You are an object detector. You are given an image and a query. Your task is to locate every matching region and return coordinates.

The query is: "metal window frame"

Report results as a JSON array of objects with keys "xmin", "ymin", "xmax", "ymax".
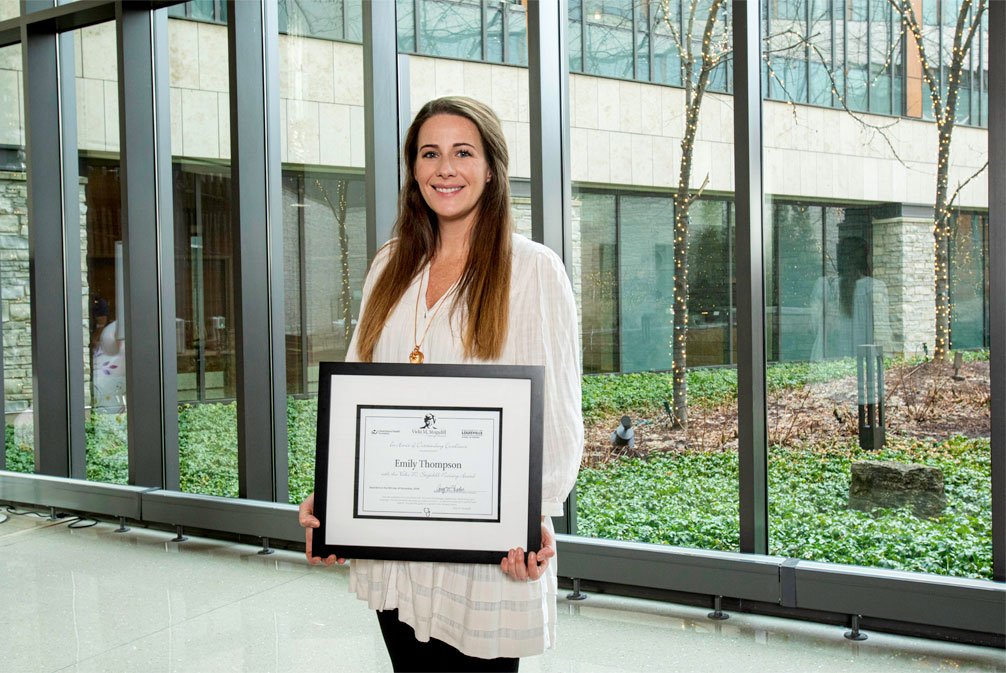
[
  {"xmin": 116, "ymin": 1, "xmax": 179, "ymax": 489},
  {"xmin": 227, "ymin": 0, "xmax": 289, "ymax": 503},
  {"xmin": 21, "ymin": 0, "xmax": 86, "ymax": 479},
  {"xmin": 363, "ymin": 0, "xmax": 401, "ymax": 256},
  {"xmin": 734, "ymin": 0, "xmax": 769, "ymax": 555}
]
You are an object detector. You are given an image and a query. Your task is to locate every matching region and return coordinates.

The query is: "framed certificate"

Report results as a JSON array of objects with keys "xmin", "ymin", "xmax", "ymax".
[{"xmin": 312, "ymin": 362, "xmax": 544, "ymax": 564}]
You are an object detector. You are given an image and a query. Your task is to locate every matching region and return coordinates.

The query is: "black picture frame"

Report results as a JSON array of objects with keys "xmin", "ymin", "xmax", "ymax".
[{"xmin": 312, "ymin": 362, "xmax": 544, "ymax": 564}]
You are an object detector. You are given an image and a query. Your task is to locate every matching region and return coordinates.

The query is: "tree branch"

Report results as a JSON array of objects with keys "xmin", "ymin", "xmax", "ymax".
[{"xmin": 946, "ymin": 161, "xmax": 989, "ymax": 210}]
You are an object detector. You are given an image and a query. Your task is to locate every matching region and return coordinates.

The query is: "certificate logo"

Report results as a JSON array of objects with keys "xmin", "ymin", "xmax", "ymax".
[
  {"xmin": 413, "ymin": 412, "xmax": 447, "ymax": 436},
  {"xmin": 461, "ymin": 429, "xmax": 483, "ymax": 438}
]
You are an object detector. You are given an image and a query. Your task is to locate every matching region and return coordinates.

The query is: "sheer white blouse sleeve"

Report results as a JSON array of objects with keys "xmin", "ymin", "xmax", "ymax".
[{"xmin": 511, "ymin": 238, "xmax": 584, "ymax": 518}]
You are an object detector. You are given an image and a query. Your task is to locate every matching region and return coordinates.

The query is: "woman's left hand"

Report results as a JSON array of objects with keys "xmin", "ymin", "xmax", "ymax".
[{"xmin": 500, "ymin": 524, "xmax": 555, "ymax": 581}]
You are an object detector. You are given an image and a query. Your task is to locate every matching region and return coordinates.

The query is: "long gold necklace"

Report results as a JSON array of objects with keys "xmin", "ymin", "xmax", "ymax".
[{"xmin": 410, "ymin": 266, "xmax": 457, "ymax": 364}]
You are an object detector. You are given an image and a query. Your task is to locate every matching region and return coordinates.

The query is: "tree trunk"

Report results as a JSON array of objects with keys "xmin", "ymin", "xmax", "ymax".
[
  {"xmin": 671, "ymin": 101, "xmax": 700, "ymax": 428},
  {"xmin": 336, "ymin": 180, "xmax": 352, "ymax": 344}
]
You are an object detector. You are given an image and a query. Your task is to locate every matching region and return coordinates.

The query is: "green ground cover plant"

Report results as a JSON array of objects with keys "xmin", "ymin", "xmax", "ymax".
[
  {"xmin": 2, "ymin": 358, "xmax": 991, "ymax": 580},
  {"xmin": 576, "ymin": 436, "xmax": 992, "ymax": 579}
]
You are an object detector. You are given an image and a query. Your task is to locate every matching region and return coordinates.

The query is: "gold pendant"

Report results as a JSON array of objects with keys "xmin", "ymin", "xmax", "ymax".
[{"xmin": 409, "ymin": 346, "xmax": 424, "ymax": 364}]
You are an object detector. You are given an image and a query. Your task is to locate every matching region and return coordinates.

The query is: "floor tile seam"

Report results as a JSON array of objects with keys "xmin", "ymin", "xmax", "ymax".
[
  {"xmin": 47, "ymin": 571, "xmax": 314, "ymax": 673},
  {"xmin": 0, "ymin": 520, "xmax": 74, "ymax": 547}
]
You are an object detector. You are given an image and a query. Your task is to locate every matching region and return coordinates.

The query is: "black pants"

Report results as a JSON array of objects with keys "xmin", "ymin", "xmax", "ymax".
[{"xmin": 376, "ymin": 609, "xmax": 520, "ymax": 673}]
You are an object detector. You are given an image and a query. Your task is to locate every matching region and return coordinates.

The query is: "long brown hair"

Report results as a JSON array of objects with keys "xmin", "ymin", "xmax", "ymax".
[{"xmin": 354, "ymin": 96, "xmax": 513, "ymax": 362}]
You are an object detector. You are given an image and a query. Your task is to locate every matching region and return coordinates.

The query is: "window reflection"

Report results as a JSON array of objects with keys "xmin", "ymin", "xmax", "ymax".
[
  {"xmin": 174, "ymin": 166, "xmax": 236, "ymax": 403},
  {"xmin": 283, "ymin": 171, "xmax": 368, "ymax": 394}
]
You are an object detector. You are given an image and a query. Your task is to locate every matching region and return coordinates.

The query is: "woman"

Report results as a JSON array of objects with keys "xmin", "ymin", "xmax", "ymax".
[{"xmin": 299, "ymin": 96, "xmax": 583, "ymax": 672}]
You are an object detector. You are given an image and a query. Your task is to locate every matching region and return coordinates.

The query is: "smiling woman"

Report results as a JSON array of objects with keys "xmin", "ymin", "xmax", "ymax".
[{"xmin": 298, "ymin": 96, "xmax": 584, "ymax": 671}]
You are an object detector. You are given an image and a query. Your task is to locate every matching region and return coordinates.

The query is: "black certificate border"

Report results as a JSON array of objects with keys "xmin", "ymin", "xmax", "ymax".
[
  {"xmin": 352, "ymin": 404, "xmax": 503, "ymax": 523},
  {"xmin": 312, "ymin": 362, "xmax": 543, "ymax": 565}
]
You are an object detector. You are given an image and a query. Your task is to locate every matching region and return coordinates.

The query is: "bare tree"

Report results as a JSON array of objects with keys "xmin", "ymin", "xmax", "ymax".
[
  {"xmin": 314, "ymin": 179, "xmax": 353, "ymax": 344},
  {"xmin": 658, "ymin": 0, "xmax": 730, "ymax": 428},
  {"xmin": 890, "ymin": 0, "xmax": 988, "ymax": 361}
]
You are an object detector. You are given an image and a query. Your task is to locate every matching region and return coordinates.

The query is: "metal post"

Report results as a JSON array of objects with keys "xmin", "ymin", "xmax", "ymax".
[
  {"xmin": 363, "ymin": 0, "xmax": 401, "ymax": 257},
  {"xmin": 116, "ymin": 1, "xmax": 179, "ymax": 490},
  {"xmin": 844, "ymin": 614, "xmax": 868, "ymax": 641},
  {"xmin": 566, "ymin": 577, "xmax": 587, "ymax": 601},
  {"xmin": 227, "ymin": 0, "xmax": 289, "ymax": 502},
  {"xmin": 856, "ymin": 344, "xmax": 885, "ymax": 451},
  {"xmin": 708, "ymin": 595, "xmax": 730, "ymax": 620},
  {"xmin": 21, "ymin": 0, "xmax": 86, "ymax": 479},
  {"xmin": 733, "ymin": 0, "xmax": 768, "ymax": 555},
  {"xmin": 526, "ymin": 0, "xmax": 571, "ymax": 264}
]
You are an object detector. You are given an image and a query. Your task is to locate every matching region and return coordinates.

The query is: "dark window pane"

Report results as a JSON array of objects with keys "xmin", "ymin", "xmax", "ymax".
[
  {"xmin": 949, "ymin": 211, "xmax": 986, "ymax": 349},
  {"xmin": 619, "ymin": 194, "xmax": 675, "ymax": 373},
  {"xmin": 578, "ymin": 191, "xmax": 619, "ymax": 374}
]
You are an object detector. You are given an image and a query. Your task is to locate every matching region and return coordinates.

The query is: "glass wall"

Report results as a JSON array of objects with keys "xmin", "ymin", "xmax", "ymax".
[
  {"xmin": 763, "ymin": 2, "xmax": 992, "ymax": 579},
  {"xmin": 281, "ymin": 6, "xmax": 370, "ymax": 503},
  {"xmin": 398, "ymin": 0, "xmax": 527, "ymax": 66},
  {"xmin": 571, "ymin": 0, "xmax": 739, "ymax": 553},
  {"xmin": 0, "ymin": 43, "xmax": 32, "ymax": 473},
  {"xmin": 169, "ymin": 8, "xmax": 239, "ymax": 497},
  {"xmin": 74, "ymin": 23, "xmax": 128, "ymax": 485}
]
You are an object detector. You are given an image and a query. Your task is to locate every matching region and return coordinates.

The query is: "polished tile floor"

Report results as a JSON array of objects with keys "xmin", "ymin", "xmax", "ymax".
[{"xmin": 0, "ymin": 508, "xmax": 1003, "ymax": 673}]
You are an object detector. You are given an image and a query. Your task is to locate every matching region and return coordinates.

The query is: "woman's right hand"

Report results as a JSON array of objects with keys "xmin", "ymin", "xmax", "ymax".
[{"xmin": 298, "ymin": 492, "xmax": 345, "ymax": 566}]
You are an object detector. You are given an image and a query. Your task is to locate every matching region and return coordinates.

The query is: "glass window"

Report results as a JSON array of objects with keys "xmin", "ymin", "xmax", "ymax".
[
  {"xmin": 0, "ymin": 43, "xmax": 33, "ymax": 474},
  {"xmin": 283, "ymin": 6, "xmax": 369, "ymax": 504},
  {"xmin": 487, "ymin": 2, "xmax": 504, "ymax": 63},
  {"xmin": 650, "ymin": 0, "xmax": 682, "ymax": 86},
  {"xmin": 868, "ymin": 0, "xmax": 893, "ymax": 115},
  {"xmin": 569, "ymin": 0, "xmax": 738, "ymax": 554},
  {"xmin": 846, "ymin": 0, "xmax": 870, "ymax": 110},
  {"xmin": 584, "ymin": 0, "xmax": 634, "ymax": 78},
  {"xmin": 619, "ymin": 194, "xmax": 675, "ymax": 373},
  {"xmin": 344, "ymin": 0, "xmax": 363, "ymax": 42},
  {"xmin": 807, "ymin": 0, "xmax": 834, "ymax": 106},
  {"xmin": 74, "ymin": 23, "xmax": 128, "ymax": 485},
  {"xmin": 686, "ymin": 199, "xmax": 733, "ymax": 367},
  {"xmin": 280, "ymin": 0, "xmax": 345, "ymax": 41},
  {"xmin": 397, "ymin": 0, "xmax": 416, "ymax": 52},
  {"xmin": 170, "ymin": 0, "xmax": 226, "ymax": 24},
  {"xmin": 506, "ymin": 1, "xmax": 528, "ymax": 66},
  {"xmin": 577, "ymin": 191, "xmax": 619, "ymax": 374},
  {"xmin": 949, "ymin": 211, "xmax": 986, "ymax": 350},
  {"xmin": 169, "ymin": 14, "xmax": 238, "ymax": 497},
  {"xmin": 416, "ymin": 0, "xmax": 483, "ymax": 60},
  {"xmin": 764, "ymin": 7, "xmax": 992, "ymax": 579}
]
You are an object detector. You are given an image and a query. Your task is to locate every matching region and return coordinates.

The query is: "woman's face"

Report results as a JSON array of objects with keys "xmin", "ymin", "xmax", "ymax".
[{"xmin": 413, "ymin": 113, "xmax": 491, "ymax": 230}]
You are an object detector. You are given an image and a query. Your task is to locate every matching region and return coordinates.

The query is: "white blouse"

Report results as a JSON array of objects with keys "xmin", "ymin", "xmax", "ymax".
[{"xmin": 345, "ymin": 233, "xmax": 584, "ymax": 659}]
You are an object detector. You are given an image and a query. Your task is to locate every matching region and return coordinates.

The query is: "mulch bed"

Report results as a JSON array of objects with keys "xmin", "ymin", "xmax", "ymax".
[{"xmin": 583, "ymin": 361, "xmax": 990, "ymax": 469}]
